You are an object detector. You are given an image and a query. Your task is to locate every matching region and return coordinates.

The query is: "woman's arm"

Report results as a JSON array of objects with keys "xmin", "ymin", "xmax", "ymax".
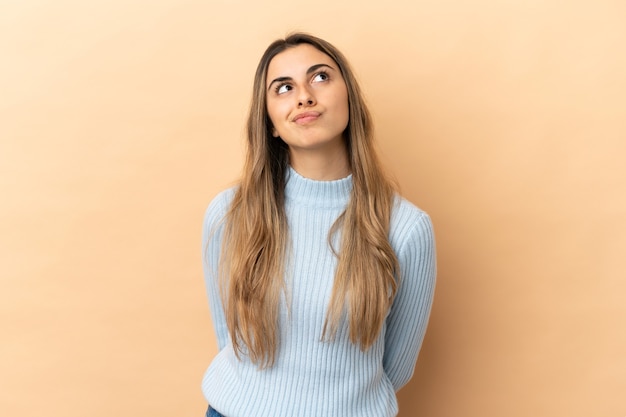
[
  {"xmin": 383, "ymin": 211, "xmax": 437, "ymax": 391},
  {"xmin": 201, "ymin": 189, "xmax": 235, "ymax": 351}
]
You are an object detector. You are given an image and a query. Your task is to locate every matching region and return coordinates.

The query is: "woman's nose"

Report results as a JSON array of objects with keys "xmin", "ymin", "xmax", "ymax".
[{"xmin": 297, "ymin": 88, "xmax": 316, "ymax": 107}]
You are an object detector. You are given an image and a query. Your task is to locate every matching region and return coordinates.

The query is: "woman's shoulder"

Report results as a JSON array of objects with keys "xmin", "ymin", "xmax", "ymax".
[
  {"xmin": 392, "ymin": 194, "xmax": 430, "ymax": 223},
  {"xmin": 203, "ymin": 186, "xmax": 238, "ymax": 228},
  {"xmin": 207, "ymin": 186, "xmax": 238, "ymax": 210},
  {"xmin": 389, "ymin": 194, "xmax": 434, "ymax": 251}
]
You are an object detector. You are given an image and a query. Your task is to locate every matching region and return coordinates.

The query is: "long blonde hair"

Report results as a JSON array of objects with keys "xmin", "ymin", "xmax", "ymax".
[{"xmin": 219, "ymin": 33, "xmax": 398, "ymax": 368}]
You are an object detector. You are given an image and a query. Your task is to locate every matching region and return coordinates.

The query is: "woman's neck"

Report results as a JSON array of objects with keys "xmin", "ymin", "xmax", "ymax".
[{"xmin": 288, "ymin": 142, "xmax": 350, "ymax": 181}]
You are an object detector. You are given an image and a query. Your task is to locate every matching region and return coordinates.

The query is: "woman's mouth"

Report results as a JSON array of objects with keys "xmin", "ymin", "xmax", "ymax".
[{"xmin": 293, "ymin": 111, "xmax": 321, "ymax": 125}]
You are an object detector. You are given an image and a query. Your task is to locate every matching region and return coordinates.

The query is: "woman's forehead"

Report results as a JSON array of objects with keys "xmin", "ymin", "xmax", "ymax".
[{"xmin": 266, "ymin": 44, "xmax": 336, "ymax": 82}]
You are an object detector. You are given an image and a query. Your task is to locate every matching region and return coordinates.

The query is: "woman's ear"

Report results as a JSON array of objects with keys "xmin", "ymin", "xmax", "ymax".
[{"xmin": 272, "ymin": 128, "xmax": 279, "ymax": 138}]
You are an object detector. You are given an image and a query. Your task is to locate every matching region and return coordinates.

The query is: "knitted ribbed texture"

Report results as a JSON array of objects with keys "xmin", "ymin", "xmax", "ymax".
[{"xmin": 201, "ymin": 167, "xmax": 436, "ymax": 417}]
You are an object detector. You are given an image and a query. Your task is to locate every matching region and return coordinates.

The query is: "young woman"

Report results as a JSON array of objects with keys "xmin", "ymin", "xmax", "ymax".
[{"xmin": 202, "ymin": 33, "xmax": 436, "ymax": 417}]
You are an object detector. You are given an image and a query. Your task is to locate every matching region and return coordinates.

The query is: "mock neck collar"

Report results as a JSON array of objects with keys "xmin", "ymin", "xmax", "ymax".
[{"xmin": 284, "ymin": 166, "xmax": 352, "ymax": 208}]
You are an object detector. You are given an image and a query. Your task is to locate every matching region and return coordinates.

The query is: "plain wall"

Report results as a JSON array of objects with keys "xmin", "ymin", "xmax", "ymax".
[{"xmin": 1, "ymin": 0, "xmax": 624, "ymax": 416}]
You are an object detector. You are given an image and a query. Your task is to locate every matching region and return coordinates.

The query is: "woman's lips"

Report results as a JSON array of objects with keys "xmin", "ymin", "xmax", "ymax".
[{"xmin": 293, "ymin": 111, "xmax": 320, "ymax": 125}]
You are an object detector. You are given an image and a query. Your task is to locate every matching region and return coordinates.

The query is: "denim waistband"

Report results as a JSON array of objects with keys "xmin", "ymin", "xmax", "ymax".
[{"xmin": 206, "ymin": 405, "xmax": 225, "ymax": 417}]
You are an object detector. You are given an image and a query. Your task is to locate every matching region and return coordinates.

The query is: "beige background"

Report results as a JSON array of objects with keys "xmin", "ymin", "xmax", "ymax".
[{"xmin": 1, "ymin": 0, "xmax": 625, "ymax": 416}]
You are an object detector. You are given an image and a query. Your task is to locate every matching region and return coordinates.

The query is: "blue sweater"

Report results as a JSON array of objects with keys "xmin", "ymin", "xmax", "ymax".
[{"xmin": 201, "ymin": 167, "xmax": 436, "ymax": 417}]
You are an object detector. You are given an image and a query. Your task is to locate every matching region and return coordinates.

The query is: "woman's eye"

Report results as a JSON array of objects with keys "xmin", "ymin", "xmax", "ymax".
[
  {"xmin": 276, "ymin": 84, "xmax": 292, "ymax": 94},
  {"xmin": 312, "ymin": 72, "xmax": 329, "ymax": 83}
]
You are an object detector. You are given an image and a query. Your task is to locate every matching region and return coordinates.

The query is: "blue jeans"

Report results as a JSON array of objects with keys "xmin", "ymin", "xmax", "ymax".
[{"xmin": 206, "ymin": 406, "xmax": 225, "ymax": 417}]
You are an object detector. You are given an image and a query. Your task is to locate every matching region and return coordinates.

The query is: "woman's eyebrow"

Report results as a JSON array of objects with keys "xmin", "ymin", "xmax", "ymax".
[
  {"xmin": 267, "ymin": 63, "xmax": 335, "ymax": 91},
  {"xmin": 306, "ymin": 63, "xmax": 334, "ymax": 75},
  {"xmin": 267, "ymin": 76, "xmax": 292, "ymax": 91}
]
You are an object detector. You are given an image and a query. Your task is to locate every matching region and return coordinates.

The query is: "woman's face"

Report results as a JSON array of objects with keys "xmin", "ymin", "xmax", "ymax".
[{"xmin": 265, "ymin": 44, "xmax": 349, "ymax": 154}]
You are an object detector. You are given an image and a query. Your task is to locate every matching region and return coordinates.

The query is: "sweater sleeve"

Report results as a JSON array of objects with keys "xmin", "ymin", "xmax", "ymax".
[
  {"xmin": 383, "ymin": 211, "xmax": 437, "ymax": 391},
  {"xmin": 201, "ymin": 189, "xmax": 234, "ymax": 351}
]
